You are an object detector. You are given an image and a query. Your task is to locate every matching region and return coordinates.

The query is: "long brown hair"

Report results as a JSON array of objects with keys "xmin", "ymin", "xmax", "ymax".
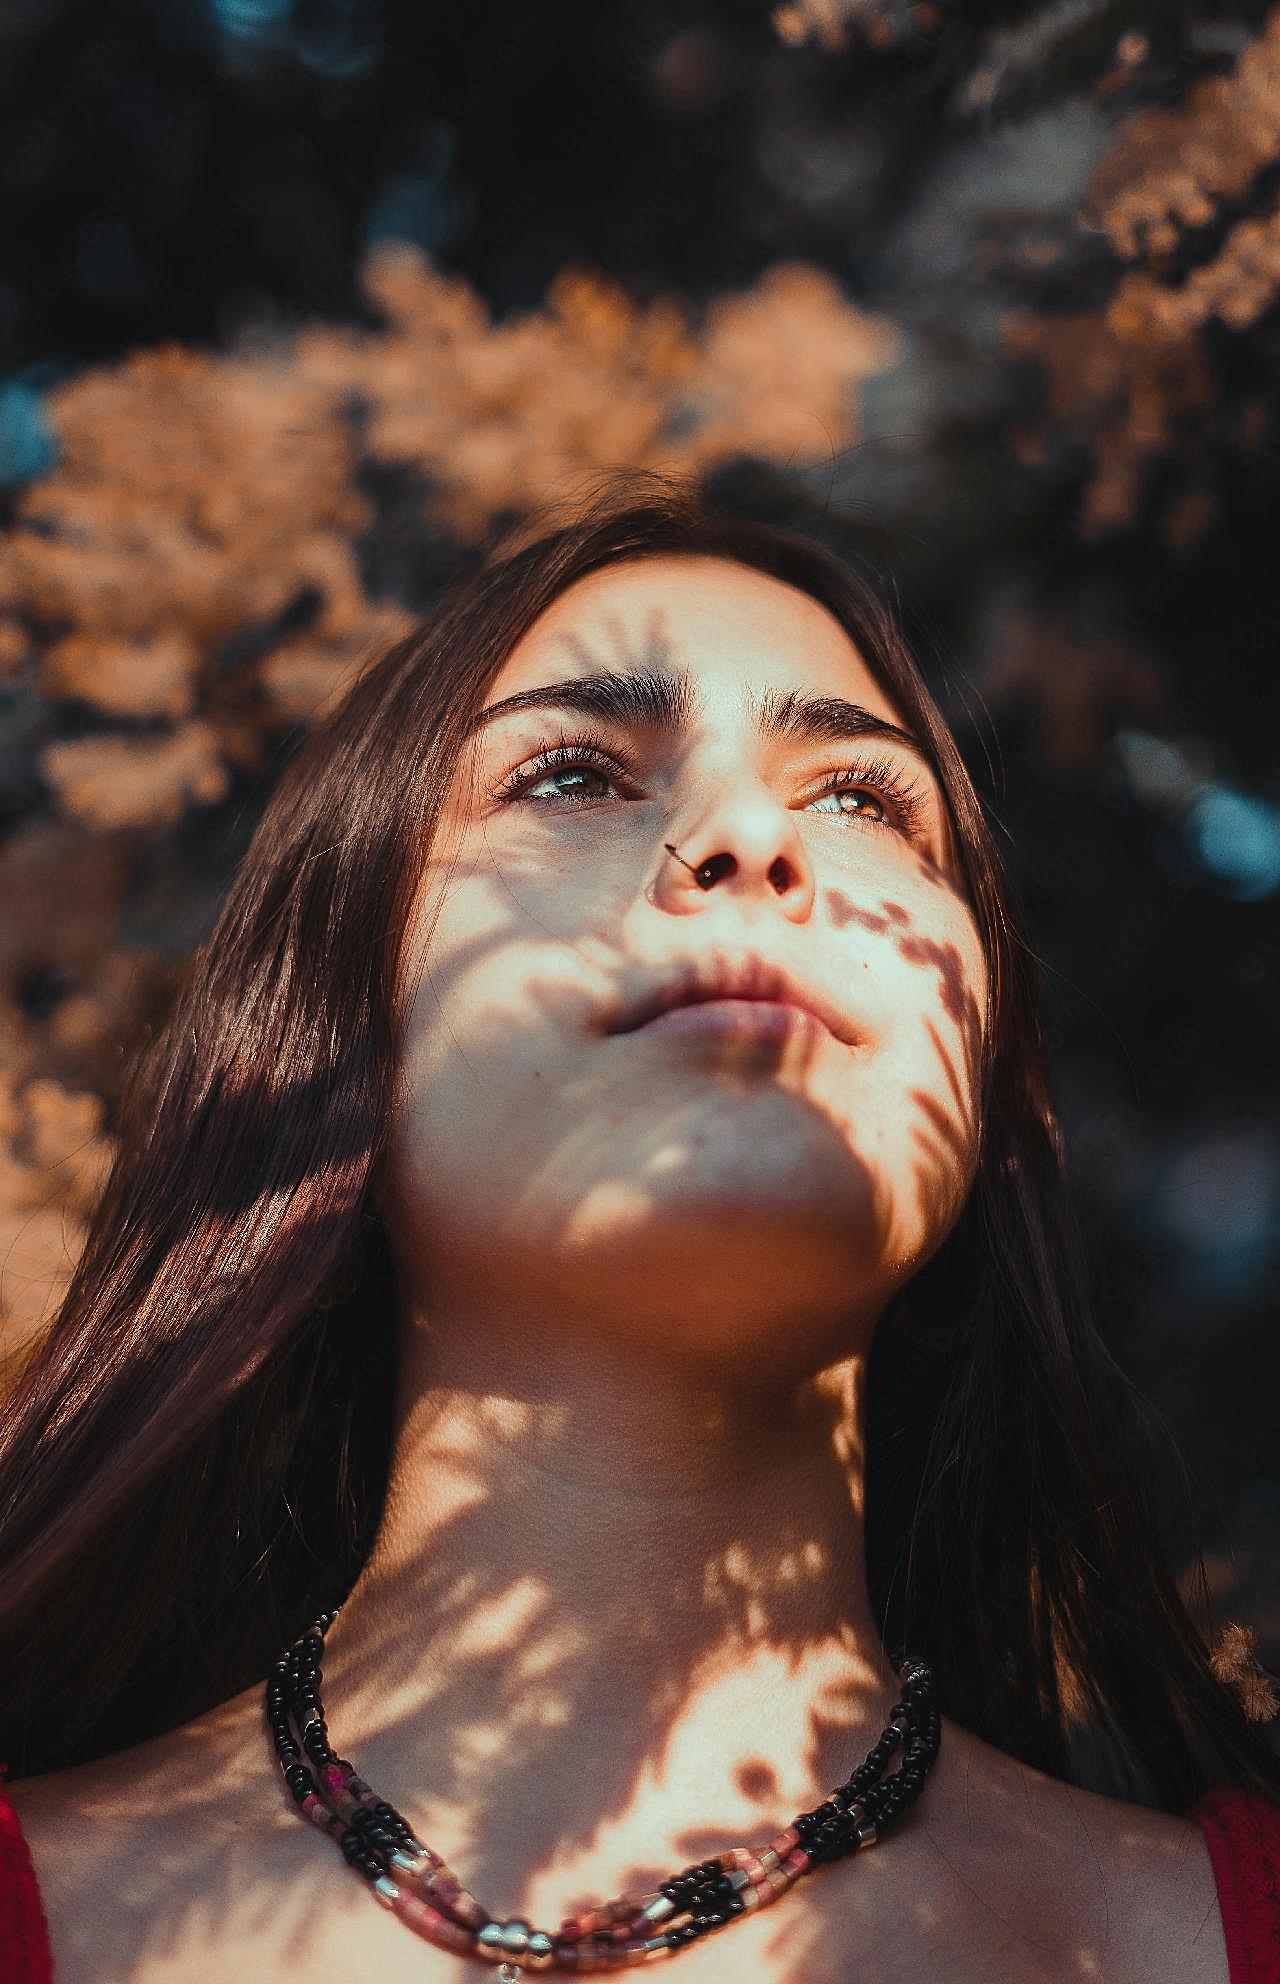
[{"xmin": 2, "ymin": 476, "xmax": 1277, "ymax": 1808}]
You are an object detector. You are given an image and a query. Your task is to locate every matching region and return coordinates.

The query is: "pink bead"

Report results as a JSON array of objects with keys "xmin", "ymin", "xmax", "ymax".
[
  {"xmin": 782, "ymin": 1848, "xmax": 810, "ymax": 1875},
  {"xmin": 451, "ymin": 1890, "xmax": 487, "ymax": 1931},
  {"xmin": 320, "ymin": 1764, "xmax": 347, "ymax": 1797},
  {"xmin": 770, "ymin": 1826, "xmax": 800, "ymax": 1855},
  {"xmin": 299, "ymin": 1793, "xmax": 334, "ymax": 1828},
  {"xmin": 392, "ymin": 1893, "xmax": 441, "ymax": 1937},
  {"xmin": 432, "ymin": 1917, "xmax": 475, "ymax": 1955}
]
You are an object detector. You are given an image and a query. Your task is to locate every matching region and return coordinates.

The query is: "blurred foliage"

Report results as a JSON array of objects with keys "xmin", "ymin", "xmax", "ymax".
[{"xmin": 1, "ymin": 0, "xmax": 1278, "ymax": 1671}]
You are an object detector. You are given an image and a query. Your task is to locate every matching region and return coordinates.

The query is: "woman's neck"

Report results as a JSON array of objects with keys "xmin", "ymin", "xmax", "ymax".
[{"xmin": 314, "ymin": 1300, "xmax": 913, "ymax": 1920}]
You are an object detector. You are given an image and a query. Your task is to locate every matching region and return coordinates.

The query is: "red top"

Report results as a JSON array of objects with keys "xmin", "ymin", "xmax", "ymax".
[{"xmin": 0, "ymin": 1771, "xmax": 1276, "ymax": 1979}]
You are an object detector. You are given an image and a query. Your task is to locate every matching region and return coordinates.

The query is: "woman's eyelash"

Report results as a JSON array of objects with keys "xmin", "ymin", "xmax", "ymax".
[
  {"xmin": 823, "ymin": 753, "xmax": 932, "ymax": 838},
  {"xmin": 492, "ymin": 731, "xmax": 932, "ymax": 840},
  {"xmin": 492, "ymin": 735, "xmax": 642, "ymax": 808}
]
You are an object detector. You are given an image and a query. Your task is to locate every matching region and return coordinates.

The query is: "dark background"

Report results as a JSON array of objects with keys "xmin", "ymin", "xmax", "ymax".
[{"xmin": 1, "ymin": 0, "xmax": 1278, "ymax": 1677}]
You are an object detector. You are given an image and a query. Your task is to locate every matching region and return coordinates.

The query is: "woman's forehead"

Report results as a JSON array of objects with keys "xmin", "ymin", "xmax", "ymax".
[{"xmin": 487, "ymin": 553, "xmax": 896, "ymax": 716}]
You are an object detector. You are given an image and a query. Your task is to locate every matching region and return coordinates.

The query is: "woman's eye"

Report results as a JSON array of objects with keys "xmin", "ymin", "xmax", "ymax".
[
  {"xmin": 809, "ymin": 758, "xmax": 932, "ymax": 840},
  {"xmin": 808, "ymin": 784, "xmax": 891, "ymax": 829},
  {"xmin": 498, "ymin": 747, "xmax": 629, "ymax": 806},
  {"xmin": 525, "ymin": 764, "xmax": 615, "ymax": 803}
]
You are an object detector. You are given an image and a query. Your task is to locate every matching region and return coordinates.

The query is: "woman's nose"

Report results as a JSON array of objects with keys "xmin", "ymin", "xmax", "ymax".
[{"xmin": 651, "ymin": 790, "xmax": 816, "ymax": 920}]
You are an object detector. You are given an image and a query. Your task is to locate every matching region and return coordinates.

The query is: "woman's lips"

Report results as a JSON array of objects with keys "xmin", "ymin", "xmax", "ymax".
[
  {"xmin": 634, "ymin": 997, "xmax": 834, "ymax": 1043},
  {"xmin": 613, "ymin": 954, "xmax": 859, "ymax": 1046}
]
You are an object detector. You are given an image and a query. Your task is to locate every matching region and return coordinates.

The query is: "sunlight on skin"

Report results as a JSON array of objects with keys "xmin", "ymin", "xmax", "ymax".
[{"xmin": 501, "ymin": 1638, "xmax": 898, "ymax": 1932}]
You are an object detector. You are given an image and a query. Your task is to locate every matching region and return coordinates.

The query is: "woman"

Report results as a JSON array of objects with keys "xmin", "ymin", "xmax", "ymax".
[{"xmin": 0, "ymin": 482, "xmax": 1276, "ymax": 1983}]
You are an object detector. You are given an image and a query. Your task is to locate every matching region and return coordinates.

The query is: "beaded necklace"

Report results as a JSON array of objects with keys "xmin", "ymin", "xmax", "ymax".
[{"xmin": 267, "ymin": 1607, "xmax": 942, "ymax": 1977}]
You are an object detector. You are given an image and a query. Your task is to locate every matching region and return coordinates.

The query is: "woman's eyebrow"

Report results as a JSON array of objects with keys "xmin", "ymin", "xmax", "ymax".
[{"xmin": 468, "ymin": 666, "xmax": 934, "ymax": 768}]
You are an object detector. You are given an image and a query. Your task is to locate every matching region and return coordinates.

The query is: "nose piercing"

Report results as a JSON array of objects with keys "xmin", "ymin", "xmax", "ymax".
[{"xmin": 664, "ymin": 842, "xmax": 724, "ymax": 890}]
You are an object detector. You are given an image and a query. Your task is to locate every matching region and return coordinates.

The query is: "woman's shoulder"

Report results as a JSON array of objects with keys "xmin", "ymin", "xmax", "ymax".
[
  {"xmin": 995, "ymin": 1749, "xmax": 1280, "ymax": 1984},
  {"xmin": 3, "ymin": 1752, "xmax": 131, "ymax": 1984},
  {"xmin": 918, "ymin": 1723, "xmax": 1235, "ymax": 1984},
  {"xmin": 0, "ymin": 1685, "xmax": 322, "ymax": 1984},
  {"xmin": 3, "ymin": 1735, "xmax": 206, "ymax": 1984}
]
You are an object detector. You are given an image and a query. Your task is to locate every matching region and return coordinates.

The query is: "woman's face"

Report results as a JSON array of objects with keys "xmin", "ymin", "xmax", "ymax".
[{"xmin": 383, "ymin": 554, "xmax": 988, "ymax": 1377}]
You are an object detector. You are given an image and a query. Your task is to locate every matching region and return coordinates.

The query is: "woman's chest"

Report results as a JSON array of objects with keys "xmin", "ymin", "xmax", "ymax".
[
  {"xmin": 27, "ymin": 1756, "xmax": 1230, "ymax": 1984},
  {"xmin": 41, "ymin": 1830, "xmax": 1231, "ymax": 1984}
]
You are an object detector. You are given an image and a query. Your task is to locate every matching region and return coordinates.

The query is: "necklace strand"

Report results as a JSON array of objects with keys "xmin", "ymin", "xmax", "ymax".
[{"xmin": 267, "ymin": 1607, "xmax": 941, "ymax": 1976}]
